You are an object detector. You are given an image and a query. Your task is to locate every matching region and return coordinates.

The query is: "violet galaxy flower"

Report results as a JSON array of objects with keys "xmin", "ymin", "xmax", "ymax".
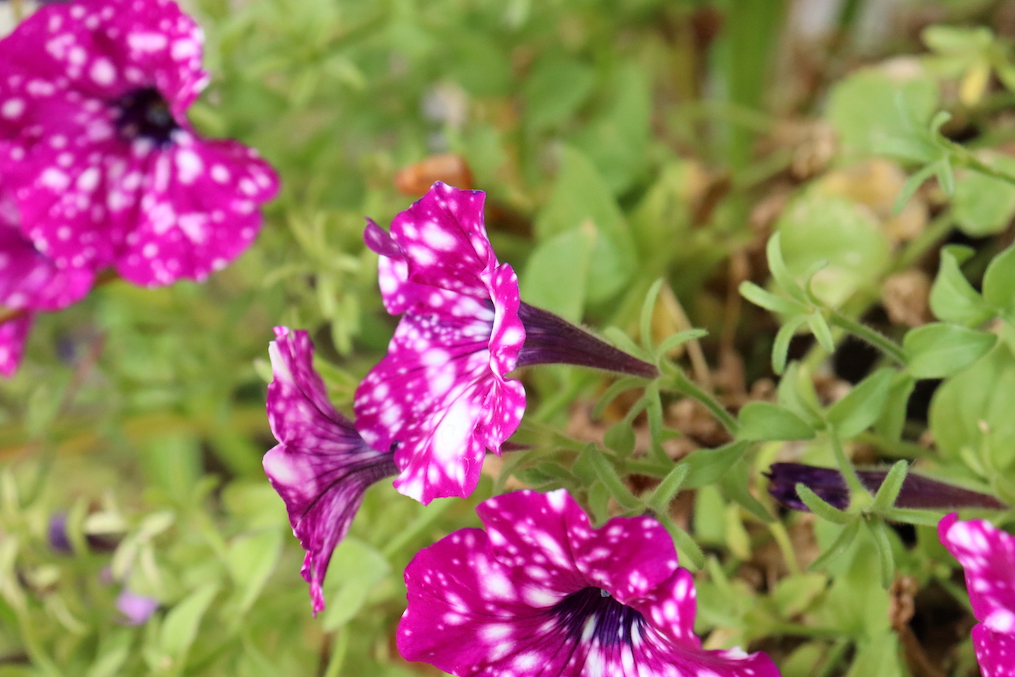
[
  {"xmin": 765, "ymin": 462, "xmax": 1006, "ymax": 512},
  {"xmin": 356, "ymin": 182, "xmax": 657, "ymax": 505},
  {"xmin": 0, "ymin": 0, "xmax": 278, "ymax": 287},
  {"xmin": 0, "ymin": 188, "xmax": 93, "ymax": 375},
  {"xmin": 939, "ymin": 514, "xmax": 1015, "ymax": 677},
  {"xmin": 263, "ymin": 326, "xmax": 398, "ymax": 614},
  {"xmin": 398, "ymin": 489, "xmax": 780, "ymax": 677}
]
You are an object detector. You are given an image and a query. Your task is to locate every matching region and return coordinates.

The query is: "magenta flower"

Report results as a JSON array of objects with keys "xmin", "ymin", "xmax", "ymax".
[
  {"xmin": 0, "ymin": 190, "xmax": 94, "ymax": 375},
  {"xmin": 263, "ymin": 327, "xmax": 398, "ymax": 614},
  {"xmin": 356, "ymin": 182, "xmax": 656, "ymax": 505},
  {"xmin": 398, "ymin": 489, "xmax": 779, "ymax": 677},
  {"xmin": 939, "ymin": 514, "xmax": 1015, "ymax": 676},
  {"xmin": 0, "ymin": 0, "xmax": 277, "ymax": 287}
]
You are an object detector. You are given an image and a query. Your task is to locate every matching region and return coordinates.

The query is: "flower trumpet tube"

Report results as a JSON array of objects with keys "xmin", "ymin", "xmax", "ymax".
[{"xmin": 765, "ymin": 462, "xmax": 1006, "ymax": 512}]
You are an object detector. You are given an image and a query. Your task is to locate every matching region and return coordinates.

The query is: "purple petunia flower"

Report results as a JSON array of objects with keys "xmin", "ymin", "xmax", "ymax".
[
  {"xmin": 398, "ymin": 489, "xmax": 780, "ymax": 677},
  {"xmin": 0, "ymin": 0, "xmax": 277, "ymax": 287},
  {"xmin": 766, "ymin": 462, "xmax": 1006, "ymax": 512},
  {"xmin": 356, "ymin": 182, "xmax": 656, "ymax": 505},
  {"xmin": 263, "ymin": 326, "xmax": 398, "ymax": 615},
  {"xmin": 939, "ymin": 514, "xmax": 1015, "ymax": 677},
  {"xmin": 0, "ymin": 188, "xmax": 93, "ymax": 375}
]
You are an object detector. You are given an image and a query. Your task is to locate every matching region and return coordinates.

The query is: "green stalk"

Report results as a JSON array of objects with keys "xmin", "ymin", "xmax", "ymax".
[
  {"xmin": 827, "ymin": 310, "xmax": 907, "ymax": 365},
  {"xmin": 669, "ymin": 371, "xmax": 739, "ymax": 434}
]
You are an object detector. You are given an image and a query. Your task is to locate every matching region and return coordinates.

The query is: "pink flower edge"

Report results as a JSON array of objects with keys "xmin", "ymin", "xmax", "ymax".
[
  {"xmin": 939, "ymin": 513, "xmax": 1015, "ymax": 676},
  {"xmin": 263, "ymin": 327, "xmax": 396, "ymax": 614}
]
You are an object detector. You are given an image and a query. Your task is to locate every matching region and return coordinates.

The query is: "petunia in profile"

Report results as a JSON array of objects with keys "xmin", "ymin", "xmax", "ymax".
[
  {"xmin": 0, "ymin": 0, "xmax": 277, "ymax": 288},
  {"xmin": 356, "ymin": 182, "xmax": 656, "ymax": 505},
  {"xmin": 398, "ymin": 489, "xmax": 780, "ymax": 677},
  {"xmin": 263, "ymin": 327, "xmax": 398, "ymax": 614},
  {"xmin": 939, "ymin": 514, "xmax": 1015, "ymax": 677}
]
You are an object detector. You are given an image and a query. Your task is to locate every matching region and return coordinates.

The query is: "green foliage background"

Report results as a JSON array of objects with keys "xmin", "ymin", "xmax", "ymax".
[{"xmin": 4, "ymin": 0, "xmax": 1015, "ymax": 675}]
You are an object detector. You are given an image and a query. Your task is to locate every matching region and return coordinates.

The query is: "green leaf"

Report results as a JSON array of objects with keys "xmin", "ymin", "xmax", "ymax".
[
  {"xmin": 771, "ymin": 573, "xmax": 828, "ymax": 618},
  {"xmin": 523, "ymin": 56, "xmax": 597, "ymax": 132},
  {"xmin": 603, "ymin": 421, "xmax": 636, "ymax": 457},
  {"xmin": 656, "ymin": 329, "xmax": 709, "ymax": 357},
  {"xmin": 930, "ymin": 343, "xmax": 1015, "ymax": 469},
  {"xmin": 682, "ymin": 441, "xmax": 751, "ymax": 489},
  {"xmin": 520, "ymin": 224, "xmax": 596, "ymax": 322},
  {"xmin": 871, "ymin": 461, "xmax": 909, "ymax": 513},
  {"xmin": 772, "ymin": 315, "xmax": 811, "ymax": 376},
  {"xmin": 646, "ymin": 463, "xmax": 690, "ymax": 514},
  {"xmin": 776, "ymin": 362, "xmax": 824, "ymax": 426},
  {"xmin": 227, "ymin": 529, "xmax": 283, "ymax": 613},
  {"xmin": 160, "ymin": 583, "xmax": 219, "ymax": 664},
  {"xmin": 720, "ymin": 464, "xmax": 773, "ymax": 523},
  {"xmin": 807, "ymin": 312, "xmax": 836, "ymax": 353},
  {"xmin": 808, "ymin": 519, "xmax": 862, "ymax": 572},
  {"xmin": 640, "ymin": 278, "xmax": 665, "ymax": 352},
  {"xmin": 826, "ymin": 369, "xmax": 896, "ymax": 438},
  {"xmin": 874, "ymin": 373, "xmax": 916, "ymax": 442},
  {"xmin": 903, "ymin": 323, "xmax": 996, "ymax": 378},
  {"xmin": 321, "ymin": 538, "xmax": 391, "ymax": 630},
  {"xmin": 739, "ymin": 281, "xmax": 804, "ymax": 315},
  {"xmin": 535, "ymin": 147, "xmax": 637, "ymax": 303},
  {"xmin": 796, "ymin": 485, "xmax": 853, "ymax": 524},
  {"xmin": 656, "ymin": 512, "xmax": 705, "ymax": 570},
  {"xmin": 847, "ymin": 633, "xmax": 904, "ymax": 677},
  {"xmin": 930, "ymin": 245, "xmax": 993, "ymax": 326},
  {"xmin": 86, "ymin": 629, "xmax": 133, "ymax": 677},
  {"xmin": 866, "ymin": 520, "xmax": 896, "ymax": 589},
  {"xmin": 827, "ymin": 68, "xmax": 938, "ymax": 157},
  {"xmin": 766, "ymin": 233, "xmax": 807, "ymax": 303},
  {"xmin": 585, "ymin": 446, "xmax": 641, "ymax": 510},
  {"xmin": 737, "ymin": 402, "xmax": 815, "ymax": 442},
  {"xmin": 777, "ymin": 192, "xmax": 891, "ymax": 307},
  {"xmin": 569, "ymin": 62, "xmax": 651, "ymax": 194},
  {"xmin": 983, "ymin": 243, "xmax": 1015, "ymax": 316},
  {"xmin": 953, "ymin": 155, "xmax": 1015, "ymax": 237}
]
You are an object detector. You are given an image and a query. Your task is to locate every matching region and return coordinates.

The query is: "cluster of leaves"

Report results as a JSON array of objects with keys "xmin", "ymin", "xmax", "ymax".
[{"xmin": 5, "ymin": 0, "xmax": 1015, "ymax": 675}]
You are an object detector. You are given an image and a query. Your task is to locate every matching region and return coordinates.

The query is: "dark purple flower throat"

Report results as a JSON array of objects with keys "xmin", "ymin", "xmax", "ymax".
[
  {"xmin": 551, "ymin": 586, "xmax": 646, "ymax": 646},
  {"xmin": 115, "ymin": 87, "xmax": 179, "ymax": 147}
]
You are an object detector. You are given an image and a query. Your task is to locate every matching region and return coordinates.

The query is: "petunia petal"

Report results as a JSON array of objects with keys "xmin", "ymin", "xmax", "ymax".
[
  {"xmin": 389, "ymin": 181, "xmax": 493, "ymax": 298},
  {"xmin": 398, "ymin": 490, "xmax": 781, "ymax": 677},
  {"xmin": 263, "ymin": 326, "xmax": 397, "ymax": 614},
  {"xmin": 972, "ymin": 623, "xmax": 1015, "ymax": 677},
  {"xmin": 0, "ymin": 313, "xmax": 32, "ymax": 376},
  {"xmin": 939, "ymin": 513, "xmax": 1015, "ymax": 625}
]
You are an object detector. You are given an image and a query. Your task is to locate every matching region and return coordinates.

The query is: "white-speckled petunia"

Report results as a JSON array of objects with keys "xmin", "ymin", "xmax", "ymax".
[
  {"xmin": 355, "ymin": 182, "xmax": 527, "ymax": 505},
  {"xmin": 939, "ymin": 513, "xmax": 1015, "ymax": 677},
  {"xmin": 264, "ymin": 327, "xmax": 398, "ymax": 615},
  {"xmin": 356, "ymin": 182, "xmax": 656, "ymax": 505},
  {"xmin": 0, "ymin": 0, "xmax": 277, "ymax": 287},
  {"xmin": 398, "ymin": 489, "xmax": 781, "ymax": 677}
]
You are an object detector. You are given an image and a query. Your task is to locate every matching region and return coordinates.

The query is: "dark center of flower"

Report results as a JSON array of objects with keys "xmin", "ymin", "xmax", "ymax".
[
  {"xmin": 114, "ymin": 87, "xmax": 180, "ymax": 147},
  {"xmin": 550, "ymin": 587, "xmax": 645, "ymax": 647}
]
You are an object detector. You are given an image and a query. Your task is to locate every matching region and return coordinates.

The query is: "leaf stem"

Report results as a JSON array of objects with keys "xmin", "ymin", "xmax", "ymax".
[
  {"xmin": 669, "ymin": 370, "xmax": 740, "ymax": 434},
  {"xmin": 829, "ymin": 427, "xmax": 867, "ymax": 500},
  {"xmin": 827, "ymin": 310, "xmax": 906, "ymax": 365}
]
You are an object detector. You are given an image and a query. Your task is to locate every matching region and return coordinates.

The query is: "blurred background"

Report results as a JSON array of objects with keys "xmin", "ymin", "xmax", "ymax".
[{"xmin": 2, "ymin": 0, "xmax": 1015, "ymax": 674}]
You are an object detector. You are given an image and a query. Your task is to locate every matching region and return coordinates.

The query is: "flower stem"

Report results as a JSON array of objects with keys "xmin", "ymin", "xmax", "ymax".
[
  {"xmin": 827, "ymin": 310, "xmax": 906, "ymax": 365},
  {"xmin": 828, "ymin": 427, "xmax": 866, "ymax": 501},
  {"xmin": 669, "ymin": 370, "xmax": 740, "ymax": 434}
]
